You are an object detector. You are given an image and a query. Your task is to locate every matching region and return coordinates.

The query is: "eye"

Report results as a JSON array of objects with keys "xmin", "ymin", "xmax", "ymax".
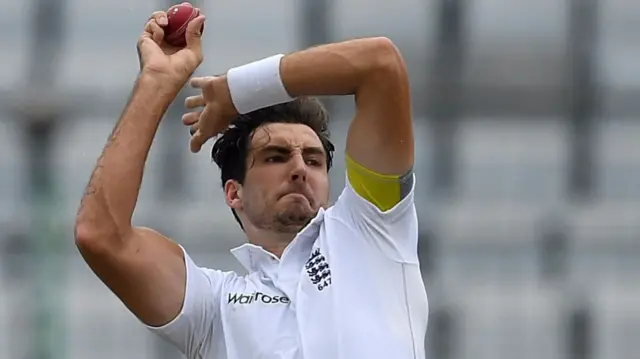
[
  {"xmin": 305, "ymin": 158, "xmax": 322, "ymax": 167},
  {"xmin": 266, "ymin": 155, "xmax": 285, "ymax": 163}
]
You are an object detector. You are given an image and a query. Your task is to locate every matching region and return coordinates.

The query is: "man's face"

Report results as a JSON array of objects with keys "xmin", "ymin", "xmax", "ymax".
[{"xmin": 228, "ymin": 123, "xmax": 330, "ymax": 233}]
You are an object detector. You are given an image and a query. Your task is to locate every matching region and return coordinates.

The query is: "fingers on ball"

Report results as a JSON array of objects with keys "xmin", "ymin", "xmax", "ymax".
[
  {"xmin": 144, "ymin": 20, "xmax": 165, "ymax": 43},
  {"xmin": 187, "ymin": 14, "xmax": 206, "ymax": 36},
  {"xmin": 149, "ymin": 11, "xmax": 168, "ymax": 26}
]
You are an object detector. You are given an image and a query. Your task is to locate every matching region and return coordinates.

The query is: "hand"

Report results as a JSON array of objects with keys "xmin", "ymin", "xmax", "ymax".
[
  {"xmin": 182, "ymin": 76, "xmax": 239, "ymax": 153},
  {"xmin": 137, "ymin": 9, "xmax": 206, "ymax": 87}
]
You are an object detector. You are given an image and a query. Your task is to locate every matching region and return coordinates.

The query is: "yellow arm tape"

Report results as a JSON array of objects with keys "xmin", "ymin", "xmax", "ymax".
[{"xmin": 345, "ymin": 155, "xmax": 412, "ymax": 212}]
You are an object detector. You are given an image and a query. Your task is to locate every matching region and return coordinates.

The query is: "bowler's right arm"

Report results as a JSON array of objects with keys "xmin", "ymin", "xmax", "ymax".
[
  {"xmin": 74, "ymin": 12, "xmax": 220, "ymax": 357},
  {"xmin": 74, "ymin": 73, "xmax": 187, "ymax": 327}
]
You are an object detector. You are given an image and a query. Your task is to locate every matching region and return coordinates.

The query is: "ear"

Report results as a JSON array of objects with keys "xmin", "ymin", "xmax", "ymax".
[{"xmin": 224, "ymin": 180, "xmax": 243, "ymax": 211}]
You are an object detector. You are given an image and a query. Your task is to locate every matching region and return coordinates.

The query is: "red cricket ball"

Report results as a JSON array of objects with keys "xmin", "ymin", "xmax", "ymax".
[{"xmin": 164, "ymin": 2, "xmax": 203, "ymax": 47}]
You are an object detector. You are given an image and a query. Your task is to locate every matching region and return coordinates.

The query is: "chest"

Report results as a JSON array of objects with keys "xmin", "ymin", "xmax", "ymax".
[
  {"xmin": 216, "ymin": 223, "xmax": 423, "ymax": 359},
  {"xmin": 219, "ymin": 244, "xmax": 336, "ymax": 359},
  {"xmin": 222, "ymin": 287, "xmax": 298, "ymax": 351}
]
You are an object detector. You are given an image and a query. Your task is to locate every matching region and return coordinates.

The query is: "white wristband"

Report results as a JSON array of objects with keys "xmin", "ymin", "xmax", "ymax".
[{"xmin": 226, "ymin": 54, "xmax": 294, "ymax": 114}]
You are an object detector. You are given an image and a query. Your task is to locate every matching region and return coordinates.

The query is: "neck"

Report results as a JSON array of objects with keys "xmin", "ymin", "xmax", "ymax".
[{"xmin": 245, "ymin": 227, "xmax": 297, "ymax": 258}]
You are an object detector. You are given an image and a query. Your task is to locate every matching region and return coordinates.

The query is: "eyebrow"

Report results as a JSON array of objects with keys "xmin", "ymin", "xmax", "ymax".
[{"xmin": 258, "ymin": 145, "xmax": 326, "ymax": 156}]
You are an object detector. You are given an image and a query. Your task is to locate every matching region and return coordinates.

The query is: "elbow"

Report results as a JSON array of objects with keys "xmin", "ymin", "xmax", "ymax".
[
  {"xmin": 74, "ymin": 218, "xmax": 124, "ymax": 255},
  {"xmin": 74, "ymin": 221, "xmax": 103, "ymax": 253},
  {"xmin": 355, "ymin": 37, "xmax": 407, "ymax": 87},
  {"xmin": 364, "ymin": 37, "xmax": 406, "ymax": 77}
]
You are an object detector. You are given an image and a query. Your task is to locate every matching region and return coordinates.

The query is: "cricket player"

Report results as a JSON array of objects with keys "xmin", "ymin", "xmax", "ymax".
[{"xmin": 75, "ymin": 7, "xmax": 428, "ymax": 359}]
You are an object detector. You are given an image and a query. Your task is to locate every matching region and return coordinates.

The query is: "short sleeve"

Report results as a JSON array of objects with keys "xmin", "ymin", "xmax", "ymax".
[
  {"xmin": 146, "ymin": 246, "xmax": 226, "ymax": 358},
  {"xmin": 329, "ymin": 173, "xmax": 419, "ymax": 264}
]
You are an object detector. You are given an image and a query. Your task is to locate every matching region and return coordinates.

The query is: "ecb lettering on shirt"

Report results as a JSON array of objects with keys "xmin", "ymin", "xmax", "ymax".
[{"xmin": 227, "ymin": 292, "xmax": 290, "ymax": 305}]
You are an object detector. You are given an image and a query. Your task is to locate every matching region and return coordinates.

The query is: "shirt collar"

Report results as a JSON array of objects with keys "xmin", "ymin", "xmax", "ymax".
[{"xmin": 231, "ymin": 208, "xmax": 326, "ymax": 273}]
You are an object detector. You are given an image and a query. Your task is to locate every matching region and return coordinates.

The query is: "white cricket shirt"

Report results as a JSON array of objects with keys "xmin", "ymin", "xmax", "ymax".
[{"xmin": 148, "ymin": 176, "xmax": 428, "ymax": 359}]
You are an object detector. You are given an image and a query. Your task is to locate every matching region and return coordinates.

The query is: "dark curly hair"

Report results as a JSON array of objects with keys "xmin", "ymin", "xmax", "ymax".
[{"xmin": 211, "ymin": 97, "xmax": 335, "ymax": 229}]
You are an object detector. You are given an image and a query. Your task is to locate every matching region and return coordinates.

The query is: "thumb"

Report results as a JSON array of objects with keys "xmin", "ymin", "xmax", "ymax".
[{"xmin": 185, "ymin": 14, "xmax": 206, "ymax": 50}]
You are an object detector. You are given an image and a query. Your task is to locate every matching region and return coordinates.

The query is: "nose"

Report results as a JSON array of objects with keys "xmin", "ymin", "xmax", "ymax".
[{"xmin": 289, "ymin": 154, "xmax": 307, "ymax": 183}]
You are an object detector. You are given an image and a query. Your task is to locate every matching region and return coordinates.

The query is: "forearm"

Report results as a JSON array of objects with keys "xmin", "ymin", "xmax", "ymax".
[
  {"xmin": 215, "ymin": 37, "xmax": 406, "ymax": 118},
  {"xmin": 75, "ymin": 73, "xmax": 180, "ymax": 242},
  {"xmin": 279, "ymin": 37, "xmax": 404, "ymax": 97}
]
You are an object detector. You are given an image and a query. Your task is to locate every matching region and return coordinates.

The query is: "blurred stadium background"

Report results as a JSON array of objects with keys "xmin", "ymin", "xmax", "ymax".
[{"xmin": 0, "ymin": 0, "xmax": 639, "ymax": 358}]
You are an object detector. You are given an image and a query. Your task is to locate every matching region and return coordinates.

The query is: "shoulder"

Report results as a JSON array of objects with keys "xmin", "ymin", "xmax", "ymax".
[{"xmin": 321, "ymin": 174, "xmax": 418, "ymax": 264}]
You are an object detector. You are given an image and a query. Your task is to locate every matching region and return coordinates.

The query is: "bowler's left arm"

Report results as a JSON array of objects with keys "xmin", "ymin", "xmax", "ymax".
[{"xmin": 278, "ymin": 37, "xmax": 416, "ymax": 262}]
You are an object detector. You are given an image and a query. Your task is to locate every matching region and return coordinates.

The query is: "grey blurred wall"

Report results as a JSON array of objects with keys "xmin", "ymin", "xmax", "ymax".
[{"xmin": 0, "ymin": 0, "xmax": 638, "ymax": 358}]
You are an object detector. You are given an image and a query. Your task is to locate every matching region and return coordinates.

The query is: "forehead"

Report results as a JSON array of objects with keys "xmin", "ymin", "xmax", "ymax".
[{"xmin": 250, "ymin": 123, "xmax": 323, "ymax": 150}]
